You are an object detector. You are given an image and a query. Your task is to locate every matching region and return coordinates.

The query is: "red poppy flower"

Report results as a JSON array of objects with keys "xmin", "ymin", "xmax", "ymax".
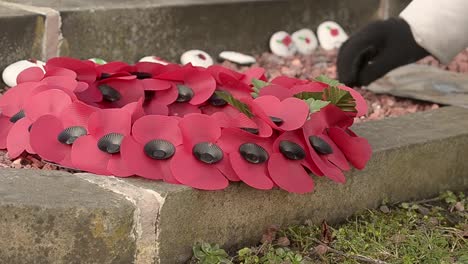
[
  {"xmin": 169, "ymin": 114, "xmax": 238, "ymax": 190},
  {"xmin": 6, "ymin": 89, "xmax": 74, "ymax": 159},
  {"xmin": 120, "ymin": 115, "xmax": 182, "ymax": 183},
  {"xmin": 78, "ymin": 75, "xmax": 144, "ymax": 108},
  {"xmin": 301, "ymin": 104, "xmax": 355, "ymax": 183},
  {"xmin": 245, "ymin": 95, "xmax": 310, "ymax": 131},
  {"xmin": 29, "ymin": 101, "xmax": 98, "ymax": 167},
  {"xmin": 46, "ymin": 57, "xmax": 97, "ymax": 83},
  {"xmin": 268, "ymin": 130, "xmax": 320, "ymax": 193},
  {"xmin": 217, "ymin": 128, "xmax": 275, "ymax": 190},
  {"xmin": 70, "ymin": 107, "xmax": 134, "ymax": 176}
]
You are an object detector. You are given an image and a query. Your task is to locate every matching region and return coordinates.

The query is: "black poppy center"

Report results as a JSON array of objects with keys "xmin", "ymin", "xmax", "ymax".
[
  {"xmin": 208, "ymin": 92, "xmax": 227, "ymax": 107},
  {"xmin": 144, "ymin": 139, "xmax": 175, "ymax": 160},
  {"xmin": 176, "ymin": 84, "xmax": 194, "ymax": 102},
  {"xmin": 309, "ymin": 136, "xmax": 333, "ymax": 155},
  {"xmin": 240, "ymin": 127, "xmax": 259, "ymax": 135},
  {"xmin": 98, "ymin": 84, "xmax": 121, "ymax": 102},
  {"xmin": 97, "ymin": 133, "xmax": 124, "ymax": 154},
  {"xmin": 279, "ymin": 140, "xmax": 306, "ymax": 160},
  {"xmin": 131, "ymin": 71, "xmax": 152, "ymax": 79},
  {"xmin": 269, "ymin": 116, "xmax": 284, "ymax": 126},
  {"xmin": 57, "ymin": 126, "xmax": 87, "ymax": 145},
  {"xmin": 9, "ymin": 110, "xmax": 25, "ymax": 123},
  {"xmin": 239, "ymin": 143, "xmax": 269, "ymax": 164},
  {"xmin": 192, "ymin": 142, "xmax": 223, "ymax": 164}
]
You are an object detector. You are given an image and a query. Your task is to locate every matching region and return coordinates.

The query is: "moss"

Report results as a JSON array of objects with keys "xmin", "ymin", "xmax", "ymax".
[{"xmin": 191, "ymin": 190, "xmax": 468, "ymax": 264}]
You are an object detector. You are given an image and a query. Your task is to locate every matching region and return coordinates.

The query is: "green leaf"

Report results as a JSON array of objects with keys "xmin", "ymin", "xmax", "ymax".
[
  {"xmin": 314, "ymin": 74, "xmax": 342, "ymax": 87},
  {"xmin": 293, "ymin": 91, "xmax": 323, "ymax": 100},
  {"xmin": 215, "ymin": 91, "xmax": 254, "ymax": 118},
  {"xmin": 322, "ymin": 86, "xmax": 357, "ymax": 113},
  {"xmin": 305, "ymin": 98, "xmax": 330, "ymax": 113},
  {"xmin": 251, "ymin": 78, "xmax": 270, "ymax": 98}
]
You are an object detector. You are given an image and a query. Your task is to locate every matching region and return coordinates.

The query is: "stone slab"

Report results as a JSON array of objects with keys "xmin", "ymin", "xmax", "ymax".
[
  {"xmin": 0, "ymin": 169, "xmax": 137, "ymax": 264},
  {"xmin": 367, "ymin": 64, "xmax": 468, "ymax": 108},
  {"xmin": 0, "ymin": 4, "xmax": 44, "ymax": 87},
  {"xmin": 77, "ymin": 106, "xmax": 468, "ymax": 263}
]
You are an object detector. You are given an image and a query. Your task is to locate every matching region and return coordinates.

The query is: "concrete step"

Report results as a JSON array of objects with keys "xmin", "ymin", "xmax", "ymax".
[
  {"xmin": 0, "ymin": 0, "xmax": 411, "ymax": 85},
  {"xmin": 1, "ymin": 106, "xmax": 467, "ymax": 263}
]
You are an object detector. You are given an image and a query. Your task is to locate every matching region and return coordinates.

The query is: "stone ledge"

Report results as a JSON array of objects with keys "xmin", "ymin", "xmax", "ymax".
[
  {"xmin": 0, "ymin": 169, "xmax": 137, "ymax": 263},
  {"xmin": 1, "ymin": 106, "xmax": 467, "ymax": 263}
]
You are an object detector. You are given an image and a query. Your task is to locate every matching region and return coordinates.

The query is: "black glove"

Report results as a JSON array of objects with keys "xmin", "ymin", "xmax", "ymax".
[{"xmin": 337, "ymin": 18, "xmax": 430, "ymax": 87}]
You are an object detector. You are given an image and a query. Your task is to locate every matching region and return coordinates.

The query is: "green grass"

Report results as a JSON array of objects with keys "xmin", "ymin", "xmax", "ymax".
[{"xmin": 190, "ymin": 191, "xmax": 468, "ymax": 264}]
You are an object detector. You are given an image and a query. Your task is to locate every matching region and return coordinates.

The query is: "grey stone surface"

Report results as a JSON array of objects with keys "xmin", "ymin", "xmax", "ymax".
[
  {"xmin": 367, "ymin": 64, "xmax": 468, "ymax": 108},
  {"xmin": 0, "ymin": 4, "xmax": 43, "ymax": 86},
  {"xmin": 386, "ymin": 0, "xmax": 411, "ymax": 17},
  {"xmin": 0, "ymin": 169, "xmax": 136, "ymax": 264}
]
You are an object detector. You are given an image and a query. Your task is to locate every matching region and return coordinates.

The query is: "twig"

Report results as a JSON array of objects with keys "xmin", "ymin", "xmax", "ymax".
[{"xmin": 310, "ymin": 238, "xmax": 389, "ymax": 264}]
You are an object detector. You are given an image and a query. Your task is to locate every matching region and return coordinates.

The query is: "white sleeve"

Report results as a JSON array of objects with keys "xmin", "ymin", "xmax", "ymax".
[{"xmin": 399, "ymin": 0, "xmax": 468, "ymax": 64}]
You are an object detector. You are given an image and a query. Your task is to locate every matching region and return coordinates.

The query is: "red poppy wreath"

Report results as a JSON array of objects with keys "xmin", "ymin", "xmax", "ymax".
[{"xmin": 0, "ymin": 57, "xmax": 372, "ymax": 193}]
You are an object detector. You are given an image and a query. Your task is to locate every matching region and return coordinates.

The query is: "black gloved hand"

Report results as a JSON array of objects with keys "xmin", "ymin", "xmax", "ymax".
[{"xmin": 337, "ymin": 18, "xmax": 430, "ymax": 87}]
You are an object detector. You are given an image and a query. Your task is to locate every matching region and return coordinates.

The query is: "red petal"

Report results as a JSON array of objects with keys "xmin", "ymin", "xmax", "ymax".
[
  {"xmin": 254, "ymin": 96, "xmax": 309, "ymax": 131},
  {"xmin": 168, "ymin": 103, "xmax": 201, "ymax": 117},
  {"xmin": 210, "ymin": 112, "xmax": 257, "ymax": 130},
  {"xmin": 216, "ymin": 156, "xmax": 240, "ymax": 181},
  {"xmin": 0, "ymin": 82, "xmax": 41, "ymax": 116},
  {"xmin": 141, "ymin": 79, "xmax": 172, "ymax": 91},
  {"xmin": 150, "ymin": 83, "xmax": 179, "ymax": 105},
  {"xmin": 184, "ymin": 71, "xmax": 216, "ymax": 105},
  {"xmin": 302, "ymin": 128, "xmax": 346, "ymax": 183},
  {"xmin": 207, "ymin": 65, "xmax": 243, "ymax": 83},
  {"xmin": 320, "ymin": 134, "xmax": 350, "ymax": 171},
  {"xmin": 16, "ymin": 67, "xmax": 44, "ymax": 83},
  {"xmin": 271, "ymin": 76, "xmax": 308, "ymax": 88},
  {"xmin": 143, "ymin": 99, "xmax": 169, "ymax": 115},
  {"xmin": 155, "ymin": 64, "xmax": 196, "ymax": 81},
  {"xmin": 122, "ymin": 98, "xmax": 145, "ymax": 123},
  {"xmin": 71, "ymin": 135, "xmax": 110, "ymax": 175},
  {"xmin": 30, "ymin": 115, "xmax": 69, "ymax": 163},
  {"xmin": 96, "ymin": 61, "xmax": 129, "ymax": 75},
  {"xmin": 178, "ymin": 114, "xmax": 220, "ymax": 149},
  {"xmin": 76, "ymin": 83, "xmax": 103, "ymax": 103},
  {"xmin": 107, "ymin": 154, "xmax": 134, "ymax": 177},
  {"xmin": 46, "ymin": 57, "xmax": 97, "ymax": 83},
  {"xmin": 59, "ymin": 101, "xmax": 98, "ymax": 128},
  {"xmin": 230, "ymin": 151, "xmax": 273, "ymax": 190},
  {"xmin": 87, "ymin": 109, "xmax": 132, "ymax": 138},
  {"xmin": 217, "ymin": 127, "xmax": 274, "ymax": 154},
  {"xmin": 24, "ymin": 89, "xmax": 72, "ymax": 122},
  {"xmin": 170, "ymin": 146, "xmax": 228, "ymax": 190},
  {"xmin": 0, "ymin": 116, "xmax": 13, "ymax": 149},
  {"xmin": 321, "ymin": 104, "xmax": 354, "ymax": 128},
  {"xmin": 268, "ymin": 153, "xmax": 314, "ymax": 193},
  {"xmin": 99, "ymin": 79, "xmax": 144, "ymax": 108},
  {"xmin": 242, "ymin": 67, "xmax": 266, "ymax": 84},
  {"xmin": 41, "ymin": 76, "xmax": 78, "ymax": 91},
  {"xmin": 75, "ymin": 82, "xmax": 89, "ymax": 92},
  {"xmin": 132, "ymin": 115, "xmax": 182, "ymax": 145},
  {"xmin": 44, "ymin": 66, "xmax": 77, "ymax": 79},
  {"xmin": 6, "ymin": 118, "xmax": 33, "ymax": 159},
  {"xmin": 328, "ymin": 127, "xmax": 372, "ymax": 170},
  {"xmin": 258, "ymin": 84, "xmax": 293, "ymax": 100},
  {"xmin": 120, "ymin": 136, "xmax": 164, "ymax": 180},
  {"xmin": 200, "ymin": 104, "xmax": 240, "ymax": 116}
]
